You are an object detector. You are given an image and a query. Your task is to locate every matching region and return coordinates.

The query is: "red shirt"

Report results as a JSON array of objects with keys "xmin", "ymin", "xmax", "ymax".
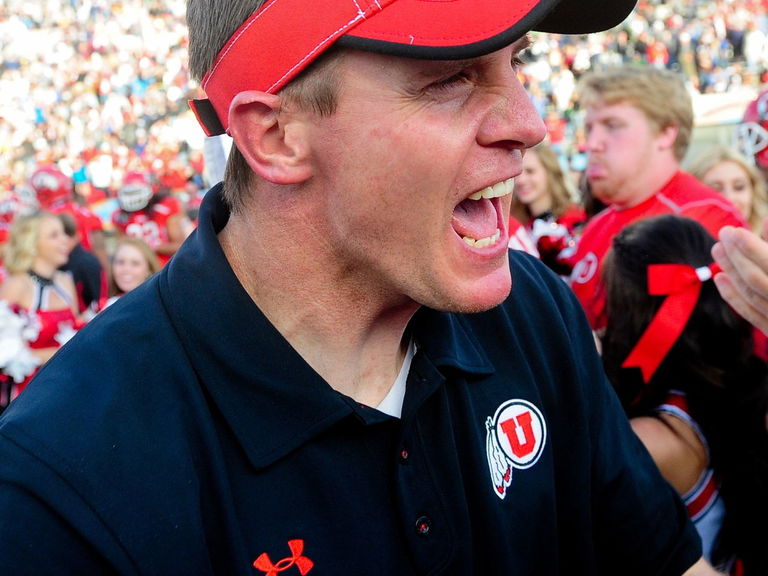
[
  {"xmin": 569, "ymin": 171, "xmax": 746, "ymax": 329},
  {"xmin": 48, "ymin": 200, "xmax": 104, "ymax": 252},
  {"xmin": 111, "ymin": 195, "xmax": 183, "ymax": 266}
]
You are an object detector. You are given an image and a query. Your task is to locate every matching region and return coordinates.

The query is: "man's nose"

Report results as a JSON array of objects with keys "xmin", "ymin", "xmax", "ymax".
[
  {"xmin": 584, "ymin": 125, "xmax": 603, "ymax": 151},
  {"xmin": 476, "ymin": 77, "xmax": 547, "ymax": 150}
]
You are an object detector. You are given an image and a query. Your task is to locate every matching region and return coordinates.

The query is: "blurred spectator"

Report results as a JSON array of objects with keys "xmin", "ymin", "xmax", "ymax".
[
  {"xmin": 686, "ymin": 146, "xmax": 768, "ymax": 360},
  {"xmin": 686, "ymin": 145, "xmax": 768, "ymax": 238},
  {"xmin": 519, "ymin": 0, "xmax": 768, "ymax": 170},
  {"xmin": 568, "ymin": 66, "xmax": 746, "ymax": 331},
  {"xmin": 510, "ymin": 143, "xmax": 585, "ymax": 275},
  {"xmin": 2, "ymin": 0, "xmax": 768, "ymax": 206},
  {"xmin": 0, "ymin": 0, "xmax": 209, "ymax": 210},
  {"xmin": 28, "ymin": 163, "xmax": 109, "ymax": 271},
  {"xmin": 57, "ymin": 212, "xmax": 105, "ymax": 317},
  {"xmin": 0, "ymin": 211, "xmax": 82, "ymax": 406},
  {"xmin": 601, "ymin": 214, "xmax": 768, "ymax": 575},
  {"xmin": 737, "ymin": 88, "xmax": 768, "ymax": 181},
  {"xmin": 111, "ymin": 170, "xmax": 192, "ymax": 266},
  {"xmin": 104, "ymin": 236, "xmax": 160, "ymax": 309},
  {"xmin": 0, "ymin": 184, "xmax": 38, "ymax": 284}
]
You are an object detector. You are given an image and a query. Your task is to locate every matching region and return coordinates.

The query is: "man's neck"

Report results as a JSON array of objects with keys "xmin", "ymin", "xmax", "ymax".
[
  {"xmin": 616, "ymin": 165, "xmax": 679, "ymax": 210},
  {"xmin": 218, "ymin": 213, "xmax": 418, "ymax": 406}
]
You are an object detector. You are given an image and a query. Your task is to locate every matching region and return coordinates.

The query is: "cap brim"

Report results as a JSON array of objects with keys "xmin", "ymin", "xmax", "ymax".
[{"xmin": 339, "ymin": 0, "xmax": 637, "ymax": 59}]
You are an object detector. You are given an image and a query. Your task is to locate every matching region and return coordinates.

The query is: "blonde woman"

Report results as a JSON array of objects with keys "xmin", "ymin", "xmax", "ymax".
[
  {"xmin": 687, "ymin": 145, "xmax": 768, "ymax": 239},
  {"xmin": 510, "ymin": 142, "xmax": 586, "ymax": 274},
  {"xmin": 0, "ymin": 211, "xmax": 81, "ymax": 401}
]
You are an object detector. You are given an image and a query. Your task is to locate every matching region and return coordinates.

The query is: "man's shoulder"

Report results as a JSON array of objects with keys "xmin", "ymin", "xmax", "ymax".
[
  {"xmin": 508, "ymin": 247, "xmax": 556, "ymax": 283},
  {"xmin": 15, "ymin": 280, "xmax": 183, "ymax": 409},
  {"xmin": 0, "ymin": 287, "xmax": 199, "ymax": 470},
  {"xmin": 0, "ymin": 303, "xmax": 211, "ymax": 572},
  {"xmin": 506, "ymin": 249, "xmax": 583, "ymax": 315}
]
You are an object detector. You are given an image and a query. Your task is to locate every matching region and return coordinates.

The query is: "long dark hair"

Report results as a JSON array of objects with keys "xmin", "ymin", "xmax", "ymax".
[{"xmin": 601, "ymin": 214, "xmax": 768, "ymax": 574}]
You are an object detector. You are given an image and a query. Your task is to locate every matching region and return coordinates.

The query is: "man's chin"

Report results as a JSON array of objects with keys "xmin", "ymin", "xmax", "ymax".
[
  {"xmin": 587, "ymin": 179, "xmax": 610, "ymax": 199},
  {"xmin": 445, "ymin": 275, "xmax": 512, "ymax": 314}
]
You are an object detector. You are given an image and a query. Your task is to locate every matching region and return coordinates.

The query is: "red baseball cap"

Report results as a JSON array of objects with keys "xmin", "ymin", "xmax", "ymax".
[{"xmin": 189, "ymin": 0, "xmax": 638, "ymax": 136}]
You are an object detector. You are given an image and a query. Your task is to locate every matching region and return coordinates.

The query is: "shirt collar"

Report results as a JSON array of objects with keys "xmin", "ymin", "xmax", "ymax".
[{"xmin": 160, "ymin": 186, "xmax": 495, "ymax": 468}]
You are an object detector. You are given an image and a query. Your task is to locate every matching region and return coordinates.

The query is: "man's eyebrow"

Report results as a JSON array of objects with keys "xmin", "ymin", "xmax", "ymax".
[
  {"xmin": 413, "ymin": 35, "xmax": 533, "ymax": 79},
  {"xmin": 413, "ymin": 58, "xmax": 475, "ymax": 79}
]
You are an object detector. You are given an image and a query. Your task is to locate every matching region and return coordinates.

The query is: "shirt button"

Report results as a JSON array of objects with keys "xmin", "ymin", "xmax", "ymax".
[
  {"xmin": 399, "ymin": 449, "xmax": 409, "ymax": 464},
  {"xmin": 415, "ymin": 515, "xmax": 432, "ymax": 536}
]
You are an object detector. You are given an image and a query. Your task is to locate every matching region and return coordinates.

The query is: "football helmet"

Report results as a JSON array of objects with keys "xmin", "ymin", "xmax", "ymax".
[
  {"xmin": 738, "ymin": 90, "xmax": 768, "ymax": 171},
  {"xmin": 0, "ymin": 193, "xmax": 18, "ymax": 231},
  {"xmin": 29, "ymin": 165, "xmax": 72, "ymax": 208},
  {"xmin": 117, "ymin": 171, "xmax": 154, "ymax": 212}
]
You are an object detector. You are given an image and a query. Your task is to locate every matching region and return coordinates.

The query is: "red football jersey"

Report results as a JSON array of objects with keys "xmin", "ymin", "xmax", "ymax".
[
  {"xmin": 111, "ymin": 195, "xmax": 183, "ymax": 266},
  {"xmin": 569, "ymin": 171, "xmax": 746, "ymax": 330},
  {"xmin": 49, "ymin": 200, "xmax": 104, "ymax": 252}
]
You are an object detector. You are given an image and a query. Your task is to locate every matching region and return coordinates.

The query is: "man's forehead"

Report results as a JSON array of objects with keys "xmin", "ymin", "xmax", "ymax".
[
  {"xmin": 586, "ymin": 100, "xmax": 638, "ymax": 116},
  {"xmin": 189, "ymin": 0, "xmax": 638, "ymax": 137}
]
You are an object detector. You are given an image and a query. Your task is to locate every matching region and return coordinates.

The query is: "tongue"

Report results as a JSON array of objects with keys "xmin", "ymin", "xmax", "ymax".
[{"xmin": 452, "ymin": 197, "xmax": 498, "ymax": 240}]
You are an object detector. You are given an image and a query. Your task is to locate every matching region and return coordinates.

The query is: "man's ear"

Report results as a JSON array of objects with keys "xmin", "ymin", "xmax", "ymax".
[
  {"xmin": 657, "ymin": 124, "xmax": 679, "ymax": 151},
  {"xmin": 228, "ymin": 90, "xmax": 312, "ymax": 184}
]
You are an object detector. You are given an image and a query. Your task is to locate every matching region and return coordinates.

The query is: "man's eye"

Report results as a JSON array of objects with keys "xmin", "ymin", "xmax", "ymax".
[{"xmin": 429, "ymin": 73, "xmax": 471, "ymax": 91}]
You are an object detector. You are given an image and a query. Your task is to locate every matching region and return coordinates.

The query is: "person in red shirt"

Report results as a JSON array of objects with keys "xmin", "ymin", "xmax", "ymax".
[
  {"xmin": 28, "ymin": 165, "xmax": 109, "ymax": 272},
  {"xmin": 568, "ymin": 66, "xmax": 746, "ymax": 331},
  {"xmin": 111, "ymin": 171, "xmax": 192, "ymax": 266}
]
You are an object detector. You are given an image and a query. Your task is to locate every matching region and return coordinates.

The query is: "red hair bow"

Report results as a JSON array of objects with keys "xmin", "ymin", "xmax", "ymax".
[{"xmin": 622, "ymin": 262, "xmax": 721, "ymax": 383}]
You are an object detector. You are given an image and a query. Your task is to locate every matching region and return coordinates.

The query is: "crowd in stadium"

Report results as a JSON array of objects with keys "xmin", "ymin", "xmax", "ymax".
[
  {"xmin": 1, "ymin": 1, "xmax": 768, "ymax": 574},
  {"xmin": 0, "ymin": 0, "xmax": 766, "ymax": 210}
]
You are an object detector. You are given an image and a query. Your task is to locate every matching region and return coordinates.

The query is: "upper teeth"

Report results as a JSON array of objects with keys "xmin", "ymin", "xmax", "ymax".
[{"xmin": 467, "ymin": 178, "xmax": 514, "ymax": 200}]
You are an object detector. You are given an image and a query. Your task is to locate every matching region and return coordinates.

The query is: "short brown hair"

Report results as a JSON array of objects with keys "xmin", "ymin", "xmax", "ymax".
[
  {"xmin": 187, "ymin": 0, "xmax": 344, "ymax": 213},
  {"xmin": 577, "ymin": 66, "xmax": 693, "ymax": 162}
]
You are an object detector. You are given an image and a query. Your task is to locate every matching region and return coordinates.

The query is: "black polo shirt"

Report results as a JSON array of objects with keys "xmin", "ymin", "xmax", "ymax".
[{"xmin": 0, "ymin": 185, "xmax": 701, "ymax": 575}]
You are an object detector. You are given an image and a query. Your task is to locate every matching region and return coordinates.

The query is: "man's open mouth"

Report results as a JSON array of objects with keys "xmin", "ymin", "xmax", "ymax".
[{"xmin": 452, "ymin": 178, "xmax": 514, "ymax": 248}]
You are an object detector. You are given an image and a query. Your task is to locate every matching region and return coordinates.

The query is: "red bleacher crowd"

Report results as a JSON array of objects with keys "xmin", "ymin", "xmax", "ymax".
[{"xmin": 0, "ymin": 0, "xmax": 765, "ymax": 212}]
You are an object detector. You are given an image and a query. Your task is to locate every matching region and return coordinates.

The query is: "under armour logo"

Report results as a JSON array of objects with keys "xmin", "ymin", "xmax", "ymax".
[{"xmin": 253, "ymin": 539, "xmax": 314, "ymax": 575}]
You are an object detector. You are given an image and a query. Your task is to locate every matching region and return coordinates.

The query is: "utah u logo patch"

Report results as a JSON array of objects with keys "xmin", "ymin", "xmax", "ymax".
[{"xmin": 485, "ymin": 399, "xmax": 546, "ymax": 499}]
